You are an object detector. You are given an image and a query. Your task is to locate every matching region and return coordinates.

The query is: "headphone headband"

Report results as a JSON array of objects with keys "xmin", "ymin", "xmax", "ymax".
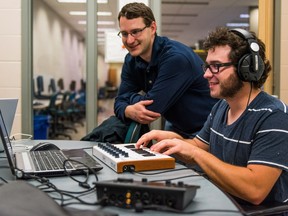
[{"xmin": 229, "ymin": 28, "xmax": 264, "ymax": 82}]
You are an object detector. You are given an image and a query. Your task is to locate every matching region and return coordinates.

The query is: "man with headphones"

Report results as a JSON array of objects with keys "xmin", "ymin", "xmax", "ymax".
[{"xmin": 136, "ymin": 27, "xmax": 288, "ymax": 210}]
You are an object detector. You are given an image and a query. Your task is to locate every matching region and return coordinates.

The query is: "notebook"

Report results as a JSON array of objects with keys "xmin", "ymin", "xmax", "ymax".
[
  {"xmin": 0, "ymin": 98, "xmax": 18, "ymax": 152},
  {"xmin": 0, "ymin": 110, "xmax": 103, "ymax": 179}
]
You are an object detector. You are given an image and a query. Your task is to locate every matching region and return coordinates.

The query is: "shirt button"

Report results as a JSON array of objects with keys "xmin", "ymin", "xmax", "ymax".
[{"xmin": 149, "ymin": 80, "xmax": 152, "ymax": 84}]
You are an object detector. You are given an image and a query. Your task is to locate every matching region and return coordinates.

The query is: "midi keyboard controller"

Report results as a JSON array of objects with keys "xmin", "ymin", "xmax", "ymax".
[{"xmin": 92, "ymin": 142, "xmax": 175, "ymax": 173}]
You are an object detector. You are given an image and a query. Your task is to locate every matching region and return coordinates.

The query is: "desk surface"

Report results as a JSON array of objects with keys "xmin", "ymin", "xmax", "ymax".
[
  {"xmin": 1, "ymin": 140, "xmax": 242, "ymax": 216},
  {"xmin": 33, "ymin": 99, "xmax": 62, "ymax": 110}
]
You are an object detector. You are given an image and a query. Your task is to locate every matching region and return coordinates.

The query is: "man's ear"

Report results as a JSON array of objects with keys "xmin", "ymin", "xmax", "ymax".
[{"xmin": 150, "ymin": 21, "xmax": 157, "ymax": 34}]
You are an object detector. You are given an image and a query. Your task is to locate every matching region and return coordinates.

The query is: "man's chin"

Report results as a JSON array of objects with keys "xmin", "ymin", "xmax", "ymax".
[{"xmin": 129, "ymin": 50, "xmax": 140, "ymax": 57}]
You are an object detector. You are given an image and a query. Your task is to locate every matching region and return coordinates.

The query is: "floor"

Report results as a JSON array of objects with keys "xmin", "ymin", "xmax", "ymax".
[{"xmin": 49, "ymin": 98, "xmax": 114, "ymax": 141}]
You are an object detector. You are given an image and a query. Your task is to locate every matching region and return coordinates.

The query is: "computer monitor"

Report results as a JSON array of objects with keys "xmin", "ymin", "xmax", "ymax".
[
  {"xmin": 57, "ymin": 78, "xmax": 64, "ymax": 91},
  {"xmin": 49, "ymin": 78, "xmax": 57, "ymax": 93},
  {"xmin": 36, "ymin": 75, "xmax": 44, "ymax": 94}
]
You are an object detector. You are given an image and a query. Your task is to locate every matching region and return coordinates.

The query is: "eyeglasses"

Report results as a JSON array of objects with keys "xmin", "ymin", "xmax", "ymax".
[
  {"xmin": 202, "ymin": 62, "xmax": 236, "ymax": 74},
  {"xmin": 117, "ymin": 26, "xmax": 148, "ymax": 38}
]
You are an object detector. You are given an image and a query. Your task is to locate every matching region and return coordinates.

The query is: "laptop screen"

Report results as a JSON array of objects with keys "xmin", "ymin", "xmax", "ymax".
[
  {"xmin": 0, "ymin": 98, "xmax": 18, "ymax": 136},
  {"xmin": 0, "ymin": 110, "xmax": 16, "ymax": 175}
]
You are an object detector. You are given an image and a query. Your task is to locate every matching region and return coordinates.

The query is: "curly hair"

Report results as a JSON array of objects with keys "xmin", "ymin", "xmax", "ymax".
[
  {"xmin": 118, "ymin": 2, "xmax": 155, "ymax": 27},
  {"xmin": 203, "ymin": 27, "xmax": 271, "ymax": 88}
]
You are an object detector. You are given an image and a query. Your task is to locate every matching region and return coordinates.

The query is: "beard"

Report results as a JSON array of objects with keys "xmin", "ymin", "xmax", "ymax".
[{"xmin": 220, "ymin": 72, "xmax": 244, "ymax": 98}]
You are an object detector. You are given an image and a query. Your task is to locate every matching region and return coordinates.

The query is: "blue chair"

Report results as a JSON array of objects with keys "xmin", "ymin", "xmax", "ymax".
[{"xmin": 124, "ymin": 121, "xmax": 150, "ymax": 144}]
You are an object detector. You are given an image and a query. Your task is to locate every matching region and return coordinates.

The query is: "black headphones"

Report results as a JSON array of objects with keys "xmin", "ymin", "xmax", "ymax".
[{"xmin": 230, "ymin": 28, "xmax": 265, "ymax": 82}]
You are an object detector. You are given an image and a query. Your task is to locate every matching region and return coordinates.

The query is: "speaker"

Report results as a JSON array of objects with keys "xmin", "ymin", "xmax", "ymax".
[{"xmin": 230, "ymin": 28, "xmax": 264, "ymax": 82}]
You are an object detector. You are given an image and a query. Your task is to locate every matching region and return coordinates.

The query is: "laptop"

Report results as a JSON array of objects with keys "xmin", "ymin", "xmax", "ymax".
[
  {"xmin": 0, "ymin": 110, "xmax": 103, "ymax": 179},
  {"xmin": 0, "ymin": 98, "xmax": 18, "ymax": 152}
]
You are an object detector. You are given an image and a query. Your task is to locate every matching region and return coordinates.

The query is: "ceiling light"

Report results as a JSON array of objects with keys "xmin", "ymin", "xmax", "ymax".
[
  {"xmin": 69, "ymin": 11, "xmax": 112, "ymax": 16},
  {"xmin": 240, "ymin": 14, "xmax": 250, "ymax": 18},
  {"xmin": 97, "ymin": 11, "xmax": 112, "ymax": 16},
  {"xmin": 226, "ymin": 23, "xmax": 249, "ymax": 27},
  {"xmin": 162, "ymin": 1, "xmax": 209, "ymax": 5},
  {"xmin": 78, "ymin": 21, "xmax": 115, "ymax": 25},
  {"xmin": 97, "ymin": 0, "xmax": 108, "ymax": 3},
  {"xmin": 58, "ymin": 0, "xmax": 86, "ymax": 3},
  {"xmin": 69, "ymin": 11, "xmax": 86, "ymax": 15},
  {"xmin": 58, "ymin": 0, "xmax": 107, "ymax": 3},
  {"xmin": 98, "ymin": 28, "xmax": 117, "ymax": 32},
  {"xmin": 98, "ymin": 21, "xmax": 115, "ymax": 25}
]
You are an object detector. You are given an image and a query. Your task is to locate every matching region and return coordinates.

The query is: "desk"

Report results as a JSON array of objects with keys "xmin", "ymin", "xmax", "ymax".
[
  {"xmin": 1, "ymin": 140, "xmax": 242, "ymax": 216},
  {"xmin": 33, "ymin": 99, "xmax": 62, "ymax": 111}
]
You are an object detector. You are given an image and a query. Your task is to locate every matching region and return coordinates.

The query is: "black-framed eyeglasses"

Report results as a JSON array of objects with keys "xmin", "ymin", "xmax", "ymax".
[
  {"xmin": 202, "ymin": 62, "xmax": 236, "ymax": 74},
  {"xmin": 117, "ymin": 26, "xmax": 148, "ymax": 38}
]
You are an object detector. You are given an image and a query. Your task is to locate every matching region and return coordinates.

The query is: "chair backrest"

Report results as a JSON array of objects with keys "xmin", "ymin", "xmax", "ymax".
[
  {"xmin": 49, "ymin": 78, "xmax": 57, "ymax": 94},
  {"xmin": 48, "ymin": 93, "xmax": 61, "ymax": 109},
  {"xmin": 124, "ymin": 121, "xmax": 150, "ymax": 143},
  {"xmin": 36, "ymin": 75, "xmax": 44, "ymax": 94}
]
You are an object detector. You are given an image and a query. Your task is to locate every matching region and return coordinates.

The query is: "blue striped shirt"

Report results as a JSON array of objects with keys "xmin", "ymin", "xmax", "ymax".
[{"xmin": 197, "ymin": 91, "xmax": 288, "ymax": 204}]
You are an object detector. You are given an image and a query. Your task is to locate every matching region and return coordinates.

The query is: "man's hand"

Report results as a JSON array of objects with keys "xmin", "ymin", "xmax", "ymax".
[
  {"xmin": 135, "ymin": 130, "xmax": 182, "ymax": 148},
  {"xmin": 125, "ymin": 100, "xmax": 161, "ymax": 124}
]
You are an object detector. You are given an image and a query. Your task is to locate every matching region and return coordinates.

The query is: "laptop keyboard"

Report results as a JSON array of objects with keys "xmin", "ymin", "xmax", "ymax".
[{"xmin": 30, "ymin": 150, "xmax": 73, "ymax": 171}]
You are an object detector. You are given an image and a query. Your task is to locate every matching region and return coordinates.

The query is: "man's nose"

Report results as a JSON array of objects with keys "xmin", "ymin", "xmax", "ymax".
[{"xmin": 203, "ymin": 69, "xmax": 213, "ymax": 79}]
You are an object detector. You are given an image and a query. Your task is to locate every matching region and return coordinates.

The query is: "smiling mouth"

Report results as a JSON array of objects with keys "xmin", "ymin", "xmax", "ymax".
[{"xmin": 209, "ymin": 82, "xmax": 218, "ymax": 87}]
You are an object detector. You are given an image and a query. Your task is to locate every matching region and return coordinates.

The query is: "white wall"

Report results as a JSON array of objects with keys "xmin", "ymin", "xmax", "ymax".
[
  {"xmin": 33, "ymin": 0, "xmax": 109, "ymax": 94},
  {"xmin": 33, "ymin": 0, "xmax": 86, "ymax": 93},
  {"xmin": 0, "ymin": 0, "xmax": 21, "ymax": 135}
]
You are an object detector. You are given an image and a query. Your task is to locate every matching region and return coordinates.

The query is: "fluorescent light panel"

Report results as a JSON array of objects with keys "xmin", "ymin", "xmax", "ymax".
[
  {"xmin": 69, "ymin": 11, "xmax": 112, "ymax": 16},
  {"xmin": 78, "ymin": 21, "xmax": 115, "ymax": 25},
  {"xmin": 240, "ymin": 14, "xmax": 250, "ymax": 18},
  {"xmin": 98, "ymin": 28, "xmax": 117, "ymax": 32},
  {"xmin": 58, "ymin": 0, "xmax": 86, "ymax": 2},
  {"xmin": 226, "ymin": 23, "xmax": 249, "ymax": 27},
  {"xmin": 58, "ymin": 0, "xmax": 107, "ymax": 3},
  {"xmin": 69, "ymin": 11, "xmax": 86, "ymax": 15}
]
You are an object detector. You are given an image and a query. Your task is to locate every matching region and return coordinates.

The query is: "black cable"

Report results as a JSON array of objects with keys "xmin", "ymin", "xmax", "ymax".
[
  {"xmin": 134, "ymin": 167, "xmax": 192, "ymax": 175},
  {"xmin": 231, "ymin": 82, "xmax": 253, "ymax": 165},
  {"xmin": 32, "ymin": 175, "xmax": 98, "ymax": 206},
  {"xmin": 63, "ymin": 158, "xmax": 99, "ymax": 189},
  {"xmin": 15, "ymin": 168, "xmax": 93, "ymax": 206},
  {"xmin": 138, "ymin": 204, "xmax": 243, "ymax": 214},
  {"xmin": 147, "ymin": 174, "xmax": 204, "ymax": 183},
  {"xmin": 0, "ymin": 176, "xmax": 8, "ymax": 183}
]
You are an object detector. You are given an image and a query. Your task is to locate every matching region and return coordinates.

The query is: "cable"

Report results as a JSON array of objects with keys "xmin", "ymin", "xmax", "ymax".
[
  {"xmin": 0, "ymin": 176, "xmax": 8, "ymax": 183},
  {"xmin": 2, "ymin": 165, "xmax": 99, "ymax": 207},
  {"xmin": 231, "ymin": 82, "xmax": 253, "ymax": 165},
  {"xmin": 63, "ymin": 158, "xmax": 99, "ymax": 189},
  {"xmin": 139, "ymin": 204, "xmax": 243, "ymax": 214},
  {"xmin": 134, "ymin": 167, "xmax": 192, "ymax": 175},
  {"xmin": 10, "ymin": 133, "xmax": 33, "ymax": 141},
  {"xmin": 14, "ymin": 166, "xmax": 100, "ymax": 207}
]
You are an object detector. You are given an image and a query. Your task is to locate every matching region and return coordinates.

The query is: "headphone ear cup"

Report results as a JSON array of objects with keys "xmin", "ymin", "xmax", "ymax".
[
  {"xmin": 237, "ymin": 54, "xmax": 252, "ymax": 81},
  {"xmin": 237, "ymin": 54, "xmax": 264, "ymax": 82}
]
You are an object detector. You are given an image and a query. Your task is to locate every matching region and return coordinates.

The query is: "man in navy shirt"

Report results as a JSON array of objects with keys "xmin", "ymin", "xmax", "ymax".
[
  {"xmin": 114, "ymin": 2, "xmax": 218, "ymax": 138},
  {"xmin": 136, "ymin": 27, "xmax": 288, "ymax": 210}
]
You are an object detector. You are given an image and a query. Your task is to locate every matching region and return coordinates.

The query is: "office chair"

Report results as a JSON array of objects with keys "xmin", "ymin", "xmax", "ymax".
[
  {"xmin": 62, "ymin": 91, "xmax": 85, "ymax": 127},
  {"xmin": 48, "ymin": 78, "xmax": 57, "ymax": 94},
  {"xmin": 46, "ymin": 92, "xmax": 77, "ymax": 140},
  {"xmin": 57, "ymin": 78, "xmax": 65, "ymax": 92},
  {"xmin": 34, "ymin": 75, "xmax": 51, "ymax": 99},
  {"xmin": 124, "ymin": 121, "xmax": 151, "ymax": 145}
]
